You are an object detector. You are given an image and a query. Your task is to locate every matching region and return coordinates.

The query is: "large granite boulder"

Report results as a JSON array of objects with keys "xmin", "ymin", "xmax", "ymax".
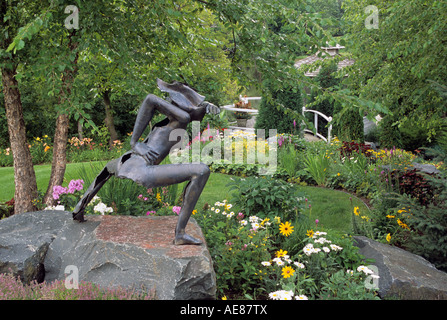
[
  {"xmin": 0, "ymin": 211, "xmax": 216, "ymax": 300},
  {"xmin": 354, "ymin": 236, "xmax": 447, "ymax": 300},
  {"xmin": 0, "ymin": 210, "xmax": 68, "ymax": 284}
]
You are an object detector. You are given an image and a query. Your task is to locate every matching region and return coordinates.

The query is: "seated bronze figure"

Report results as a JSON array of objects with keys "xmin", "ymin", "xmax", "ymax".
[{"xmin": 72, "ymin": 79, "xmax": 220, "ymax": 245}]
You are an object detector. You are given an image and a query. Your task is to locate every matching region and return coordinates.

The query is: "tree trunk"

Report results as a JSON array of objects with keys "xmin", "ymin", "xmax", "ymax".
[
  {"xmin": 43, "ymin": 31, "xmax": 79, "ymax": 206},
  {"xmin": 43, "ymin": 113, "xmax": 70, "ymax": 206},
  {"xmin": 103, "ymin": 89, "xmax": 119, "ymax": 147},
  {"xmin": 77, "ymin": 120, "xmax": 84, "ymax": 140},
  {"xmin": 1, "ymin": 65, "xmax": 38, "ymax": 214}
]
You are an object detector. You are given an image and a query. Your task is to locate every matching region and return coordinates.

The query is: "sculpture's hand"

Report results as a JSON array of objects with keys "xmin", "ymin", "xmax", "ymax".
[
  {"xmin": 205, "ymin": 102, "xmax": 220, "ymax": 115},
  {"xmin": 132, "ymin": 142, "xmax": 158, "ymax": 164}
]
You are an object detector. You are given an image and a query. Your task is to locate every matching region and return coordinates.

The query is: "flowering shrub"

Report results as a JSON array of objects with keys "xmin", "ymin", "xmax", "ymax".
[
  {"xmin": 371, "ymin": 146, "xmax": 416, "ymax": 167},
  {"xmin": 259, "ymin": 229, "xmax": 379, "ymax": 300},
  {"xmin": 195, "ymin": 200, "xmax": 272, "ymax": 297},
  {"xmin": 195, "ymin": 197, "xmax": 377, "ymax": 299},
  {"xmin": 339, "ymin": 141, "xmax": 374, "ymax": 158},
  {"xmin": 29, "ymin": 135, "xmax": 53, "ymax": 164}
]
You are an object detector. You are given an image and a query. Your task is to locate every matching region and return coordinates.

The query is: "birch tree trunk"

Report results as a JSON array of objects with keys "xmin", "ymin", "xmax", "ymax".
[{"xmin": 1, "ymin": 65, "xmax": 38, "ymax": 214}]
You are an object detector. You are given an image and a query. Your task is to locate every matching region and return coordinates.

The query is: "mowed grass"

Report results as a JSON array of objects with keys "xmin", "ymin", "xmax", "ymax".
[
  {"xmin": 295, "ymin": 185, "xmax": 370, "ymax": 233},
  {"xmin": 0, "ymin": 163, "xmax": 369, "ymax": 233},
  {"xmin": 0, "ymin": 162, "xmax": 105, "ymax": 202}
]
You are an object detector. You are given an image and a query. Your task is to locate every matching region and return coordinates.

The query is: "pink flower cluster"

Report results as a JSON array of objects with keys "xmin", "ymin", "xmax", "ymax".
[
  {"xmin": 52, "ymin": 179, "xmax": 84, "ymax": 200},
  {"xmin": 172, "ymin": 206, "xmax": 182, "ymax": 215}
]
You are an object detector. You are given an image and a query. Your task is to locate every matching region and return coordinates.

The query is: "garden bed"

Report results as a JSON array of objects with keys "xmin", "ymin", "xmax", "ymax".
[{"xmin": 1, "ymin": 132, "xmax": 445, "ymax": 300}]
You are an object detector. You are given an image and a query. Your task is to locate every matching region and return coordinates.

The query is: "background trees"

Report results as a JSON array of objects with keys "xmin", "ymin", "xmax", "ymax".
[
  {"xmin": 2, "ymin": 0, "xmax": 445, "ymax": 214},
  {"xmin": 342, "ymin": 0, "xmax": 447, "ymax": 148}
]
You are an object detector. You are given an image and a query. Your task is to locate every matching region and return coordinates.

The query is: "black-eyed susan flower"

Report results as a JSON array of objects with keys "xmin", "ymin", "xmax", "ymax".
[
  {"xmin": 306, "ymin": 229, "xmax": 314, "ymax": 238},
  {"xmin": 275, "ymin": 249, "xmax": 288, "ymax": 258},
  {"xmin": 279, "ymin": 221, "xmax": 294, "ymax": 237},
  {"xmin": 281, "ymin": 266, "xmax": 295, "ymax": 279}
]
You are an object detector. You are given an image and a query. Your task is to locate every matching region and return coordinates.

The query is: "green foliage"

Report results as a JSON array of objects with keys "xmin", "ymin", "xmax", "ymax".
[
  {"xmin": 195, "ymin": 202, "xmax": 272, "ymax": 297},
  {"xmin": 319, "ymin": 269, "xmax": 380, "ymax": 300},
  {"xmin": 394, "ymin": 175, "xmax": 447, "ymax": 272},
  {"xmin": 333, "ymin": 103, "xmax": 365, "ymax": 143},
  {"xmin": 227, "ymin": 175, "xmax": 306, "ymax": 221},
  {"xmin": 343, "ymin": 0, "xmax": 447, "ymax": 142},
  {"xmin": 277, "ymin": 141, "xmax": 306, "ymax": 179},
  {"xmin": 309, "ymin": 62, "xmax": 339, "ymax": 137},
  {"xmin": 377, "ymin": 115, "xmax": 403, "ymax": 149},
  {"xmin": 304, "ymin": 152, "xmax": 331, "ymax": 186},
  {"xmin": 255, "ymin": 84, "xmax": 303, "ymax": 137}
]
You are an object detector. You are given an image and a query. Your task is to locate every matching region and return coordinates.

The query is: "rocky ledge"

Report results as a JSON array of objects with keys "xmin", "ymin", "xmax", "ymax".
[{"xmin": 0, "ymin": 210, "xmax": 216, "ymax": 300}]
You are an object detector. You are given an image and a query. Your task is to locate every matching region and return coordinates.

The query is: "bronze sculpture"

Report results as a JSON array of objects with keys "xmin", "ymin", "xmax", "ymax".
[{"xmin": 72, "ymin": 79, "xmax": 220, "ymax": 245}]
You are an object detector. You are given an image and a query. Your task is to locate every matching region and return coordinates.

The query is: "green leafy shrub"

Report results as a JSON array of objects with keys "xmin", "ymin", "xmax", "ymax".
[
  {"xmin": 319, "ymin": 269, "xmax": 380, "ymax": 300},
  {"xmin": 308, "ymin": 62, "xmax": 339, "ymax": 137},
  {"xmin": 195, "ymin": 201, "xmax": 272, "ymax": 297},
  {"xmin": 255, "ymin": 83, "xmax": 303, "ymax": 138},
  {"xmin": 333, "ymin": 105, "xmax": 365, "ymax": 143},
  {"xmin": 0, "ymin": 148, "xmax": 13, "ymax": 167},
  {"xmin": 377, "ymin": 115, "xmax": 403, "ymax": 149},
  {"xmin": 227, "ymin": 176, "xmax": 306, "ymax": 221},
  {"xmin": 393, "ymin": 175, "xmax": 447, "ymax": 272}
]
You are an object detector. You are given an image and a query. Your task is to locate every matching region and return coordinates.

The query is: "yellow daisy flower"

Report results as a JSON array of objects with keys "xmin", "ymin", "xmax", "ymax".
[
  {"xmin": 279, "ymin": 221, "xmax": 294, "ymax": 237},
  {"xmin": 281, "ymin": 266, "xmax": 295, "ymax": 279}
]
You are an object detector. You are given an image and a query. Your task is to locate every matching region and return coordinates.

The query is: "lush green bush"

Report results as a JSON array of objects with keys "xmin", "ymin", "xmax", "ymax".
[
  {"xmin": 308, "ymin": 62, "xmax": 339, "ymax": 137},
  {"xmin": 333, "ymin": 104, "xmax": 365, "ymax": 143},
  {"xmin": 255, "ymin": 83, "xmax": 303, "ymax": 138},
  {"xmin": 377, "ymin": 115, "xmax": 403, "ymax": 149},
  {"xmin": 195, "ymin": 196, "xmax": 378, "ymax": 300},
  {"xmin": 195, "ymin": 201, "xmax": 272, "ymax": 297},
  {"xmin": 392, "ymin": 175, "xmax": 447, "ymax": 272},
  {"xmin": 227, "ymin": 175, "xmax": 306, "ymax": 221}
]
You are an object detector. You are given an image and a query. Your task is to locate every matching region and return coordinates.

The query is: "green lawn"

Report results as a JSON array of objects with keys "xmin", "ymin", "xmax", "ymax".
[
  {"xmin": 295, "ymin": 185, "xmax": 370, "ymax": 233},
  {"xmin": 0, "ymin": 162, "xmax": 106, "ymax": 202},
  {"xmin": 0, "ymin": 163, "xmax": 369, "ymax": 233}
]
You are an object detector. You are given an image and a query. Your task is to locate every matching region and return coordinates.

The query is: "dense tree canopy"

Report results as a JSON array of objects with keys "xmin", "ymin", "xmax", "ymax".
[
  {"xmin": 2, "ymin": 0, "xmax": 444, "ymax": 212},
  {"xmin": 342, "ymin": 0, "xmax": 447, "ymax": 143}
]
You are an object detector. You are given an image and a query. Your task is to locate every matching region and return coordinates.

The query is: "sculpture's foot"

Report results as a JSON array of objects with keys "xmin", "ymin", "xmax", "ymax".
[
  {"xmin": 174, "ymin": 233, "xmax": 202, "ymax": 245},
  {"xmin": 72, "ymin": 210, "xmax": 87, "ymax": 222}
]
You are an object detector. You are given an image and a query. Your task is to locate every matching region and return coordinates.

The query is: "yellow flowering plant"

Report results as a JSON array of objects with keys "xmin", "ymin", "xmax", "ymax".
[{"xmin": 29, "ymin": 135, "xmax": 53, "ymax": 164}]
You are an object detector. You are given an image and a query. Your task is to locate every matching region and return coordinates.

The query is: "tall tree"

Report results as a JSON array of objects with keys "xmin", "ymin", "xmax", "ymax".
[{"xmin": 0, "ymin": 1, "xmax": 45, "ymax": 214}]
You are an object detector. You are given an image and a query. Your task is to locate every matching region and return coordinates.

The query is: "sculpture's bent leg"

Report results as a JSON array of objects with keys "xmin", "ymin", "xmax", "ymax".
[
  {"xmin": 72, "ymin": 160, "xmax": 117, "ymax": 222},
  {"xmin": 118, "ymin": 160, "xmax": 210, "ymax": 245}
]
